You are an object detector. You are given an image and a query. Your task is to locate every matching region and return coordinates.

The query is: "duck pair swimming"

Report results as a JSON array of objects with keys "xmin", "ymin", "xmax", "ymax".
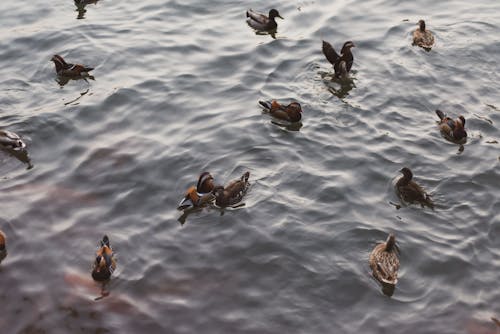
[
  {"xmin": 369, "ymin": 233, "xmax": 400, "ymax": 296},
  {"xmin": 91, "ymin": 235, "xmax": 116, "ymax": 281},
  {"xmin": 178, "ymin": 171, "xmax": 250, "ymax": 210}
]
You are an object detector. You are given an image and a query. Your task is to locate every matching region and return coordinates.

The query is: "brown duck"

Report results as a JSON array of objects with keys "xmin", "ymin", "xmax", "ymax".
[
  {"xmin": 396, "ymin": 167, "xmax": 434, "ymax": 208},
  {"xmin": 369, "ymin": 233, "xmax": 400, "ymax": 294},
  {"xmin": 51, "ymin": 54, "xmax": 94, "ymax": 77},
  {"xmin": 178, "ymin": 172, "xmax": 216, "ymax": 210},
  {"xmin": 0, "ymin": 230, "xmax": 6, "ymax": 263},
  {"xmin": 436, "ymin": 110, "xmax": 467, "ymax": 143},
  {"xmin": 322, "ymin": 40, "xmax": 355, "ymax": 79},
  {"xmin": 413, "ymin": 20, "xmax": 435, "ymax": 50},
  {"xmin": 91, "ymin": 235, "xmax": 116, "ymax": 281},
  {"xmin": 213, "ymin": 172, "xmax": 250, "ymax": 207},
  {"xmin": 259, "ymin": 100, "xmax": 302, "ymax": 122}
]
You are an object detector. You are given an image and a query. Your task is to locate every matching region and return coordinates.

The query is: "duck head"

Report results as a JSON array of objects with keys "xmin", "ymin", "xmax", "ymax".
[
  {"xmin": 418, "ymin": 20, "xmax": 426, "ymax": 32},
  {"xmin": 399, "ymin": 167, "xmax": 413, "ymax": 180},
  {"xmin": 51, "ymin": 55, "xmax": 67, "ymax": 72},
  {"xmin": 341, "ymin": 41, "xmax": 355, "ymax": 53},
  {"xmin": 269, "ymin": 9, "xmax": 283, "ymax": 20},
  {"xmin": 196, "ymin": 172, "xmax": 215, "ymax": 193},
  {"xmin": 385, "ymin": 234, "xmax": 397, "ymax": 252},
  {"xmin": 287, "ymin": 102, "xmax": 302, "ymax": 113},
  {"xmin": 178, "ymin": 186, "xmax": 200, "ymax": 210},
  {"xmin": 178, "ymin": 172, "xmax": 216, "ymax": 210}
]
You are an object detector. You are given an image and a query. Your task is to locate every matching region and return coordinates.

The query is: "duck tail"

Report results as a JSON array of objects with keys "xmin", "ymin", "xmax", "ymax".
[
  {"xmin": 259, "ymin": 100, "xmax": 271, "ymax": 110},
  {"xmin": 242, "ymin": 171, "xmax": 250, "ymax": 183},
  {"xmin": 435, "ymin": 109, "xmax": 446, "ymax": 120}
]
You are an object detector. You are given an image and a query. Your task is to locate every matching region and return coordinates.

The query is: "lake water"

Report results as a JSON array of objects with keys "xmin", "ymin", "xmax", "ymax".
[{"xmin": 0, "ymin": 0, "xmax": 499, "ymax": 333}]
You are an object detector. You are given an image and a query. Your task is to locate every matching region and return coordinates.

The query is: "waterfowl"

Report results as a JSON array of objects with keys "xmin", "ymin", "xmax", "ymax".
[
  {"xmin": 413, "ymin": 20, "xmax": 434, "ymax": 49},
  {"xmin": 0, "ymin": 230, "xmax": 6, "ymax": 263},
  {"xmin": 369, "ymin": 233, "xmax": 400, "ymax": 294},
  {"xmin": 246, "ymin": 8, "xmax": 283, "ymax": 32},
  {"xmin": 435, "ymin": 110, "xmax": 467, "ymax": 143},
  {"xmin": 396, "ymin": 167, "xmax": 434, "ymax": 208},
  {"xmin": 177, "ymin": 172, "xmax": 216, "ymax": 210},
  {"xmin": 51, "ymin": 54, "xmax": 94, "ymax": 77},
  {"xmin": 259, "ymin": 100, "xmax": 302, "ymax": 122},
  {"xmin": 322, "ymin": 40, "xmax": 355, "ymax": 79},
  {"xmin": 0, "ymin": 130, "xmax": 26, "ymax": 151},
  {"xmin": 213, "ymin": 171, "xmax": 250, "ymax": 207},
  {"xmin": 91, "ymin": 235, "xmax": 116, "ymax": 281}
]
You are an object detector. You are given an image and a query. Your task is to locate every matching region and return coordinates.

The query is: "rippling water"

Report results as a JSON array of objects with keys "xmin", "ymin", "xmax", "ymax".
[{"xmin": 1, "ymin": 0, "xmax": 499, "ymax": 333}]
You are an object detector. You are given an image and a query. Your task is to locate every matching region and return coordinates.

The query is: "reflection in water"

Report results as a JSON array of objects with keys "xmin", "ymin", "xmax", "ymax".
[
  {"xmin": 270, "ymin": 119, "xmax": 303, "ymax": 131},
  {"xmin": 254, "ymin": 29, "xmax": 277, "ymax": 39},
  {"xmin": 74, "ymin": 0, "xmax": 100, "ymax": 20},
  {"xmin": 56, "ymin": 74, "xmax": 95, "ymax": 87},
  {"xmin": 1, "ymin": 147, "xmax": 33, "ymax": 169},
  {"xmin": 321, "ymin": 71, "xmax": 356, "ymax": 99}
]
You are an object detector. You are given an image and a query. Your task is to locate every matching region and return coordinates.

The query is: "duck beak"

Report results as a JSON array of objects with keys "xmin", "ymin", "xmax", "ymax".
[
  {"xmin": 278, "ymin": 14, "xmax": 284, "ymax": 19},
  {"xmin": 177, "ymin": 196, "xmax": 194, "ymax": 210}
]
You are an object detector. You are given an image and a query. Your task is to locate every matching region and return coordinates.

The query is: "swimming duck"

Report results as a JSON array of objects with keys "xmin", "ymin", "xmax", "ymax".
[
  {"xmin": 0, "ymin": 230, "xmax": 6, "ymax": 263},
  {"xmin": 246, "ymin": 8, "xmax": 283, "ymax": 32},
  {"xmin": 91, "ymin": 235, "xmax": 116, "ymax": 281},
  {"xmin": 396, "ymin": 167, "xmax": 434, "ymax": 208},
  {"xmin": 413, "ymin": 20, "xmax": 434, "ymax": 49},
  {"xmin": 322, "ymin": 40, "xmax": 355, "ymax": 79},
  {"xmin": 178, "ymin": 172, "xmax": 216, "ymax": 210},
  {"xmin": 369, "ymin": 233, "xmax": 400, "ymax": 294},
  {"xmin": 51, "ymin": 54, "xmax": 94, "ymax": 77},
  {"xmin": 259, "ymin": 100, "xmax": 303, "ymax": 122},
  {"xmin": 213, "ymin": 171, "xmax": 250, "ymax": 207},
  {"xmin": 0, "ymin": 130, "xmax": 26, "ymax": 151},
  {"xmin": 435, "ymin": 110, "xmax": 467, "ymax": 143}
]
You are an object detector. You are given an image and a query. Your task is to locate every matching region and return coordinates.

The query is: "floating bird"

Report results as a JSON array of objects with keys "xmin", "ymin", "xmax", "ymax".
[
  {"xmin": 436, "ymin": 110, "xmax": 467, "ymax": 143},
  {"xmin": 178, "ymin": 172, "xmax": 216, "ymax": 210},
  {"xmin": 0, "ymin": 130, "xmax": 26, "ymax": 151},
  {"xmin": 259, "ymin": 100, "xmax": 303, "ymax": 122},
  {"xmin": 0, "ymin": 230, "xmax": 6, "ymax": 263},
  {"xmin": 213, "ymin": 171, "xmax": 250, "ymax": 207},
  {"xmin": 413, "ymin": 20, "xmax": 434, "ymax": 50},
  {"xmin": 51, "ymin": 54, "xmax": 94, "ymax": 77},
  {"xmin": 92, "ymin": 235, "xmax": 116, "ymax": 281},
  {"xmin": 369, "ymin": 233, "xmax": 400, "ymax": 296},
  {"xmin": 322, "ymin": 40, "xmax": 355, "ymax": 79},
  {"xmin": 246, "ymin": 8, "xmax": 283, "ymax": 32},
  {"xmin": 396, "ymin": 167, "xmax": 434, "ymax": 208}
]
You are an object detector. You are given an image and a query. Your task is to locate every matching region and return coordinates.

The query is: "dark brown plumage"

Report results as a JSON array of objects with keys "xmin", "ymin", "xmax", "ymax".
[
  {"xmin": 259, "ymin": 100, "xmax": 302, "ymax": 122},
  {"xmin": 436, "ymin": 110, "xmax": 467, "ymax": 143},
  {"xmin": 246, "ymin": 8, "xmax": 283, "ymax": 32},
  {"xmin": 213, "ymin": 172, "xmax": 250, "ymax": 207},
  {"xmin": 51, "ymin": 55, "xmax": 94, "ymax": 77},
  {"xmin": 413, "ymin": 20, "xmax": 434, "ymax": 50},
  {"xmin": 322, "ymin": 40, "xmax": 355, "ymax": 79},
  {"xmin": 91, "ymin": 235, "xmax": 116, "ymax": 281},
  {"xmin": 369, "ymin": 233, "xmax": 400, "ymax": 295},
  {"xmin": 396, "ymin": 167, "xmax": 434, "ymax": 208}
]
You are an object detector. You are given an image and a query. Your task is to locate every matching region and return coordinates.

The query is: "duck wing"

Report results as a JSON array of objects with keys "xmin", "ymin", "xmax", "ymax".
[
  {"xmin": 246, "ymin": 9, "xmax": 268, "ymax": 24},
  {"xmin": 322, "ymin": 41, "xmax": 340, "ymax": 66}
]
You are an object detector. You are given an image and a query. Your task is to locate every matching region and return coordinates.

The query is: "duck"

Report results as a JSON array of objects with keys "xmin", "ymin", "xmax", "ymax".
[
  {"xmin": 246, "ymin": 8, "xmax": 283, "ymax": 32},
  {"xmin": 178, "ymin": 172, "xmax": 216, "ymax": 210},
  {"xmin": 396, "ymin": 167, "xmax": 434, "ymax": 208},
  {"xmin": 413, "ymin": 20, "xmax": 434, "ymax": 49},
  {"xmin": 435, "ymin": 110, "xmax": 467, "ymax": 143},
  {"xmin": 259, "ymin": 100, "xmax": 303, "ymax": 122},
  {"xmin": 369, "ymin": 233, "xmax": 400, "ymax": 295},
  {"xmin": 51, "ymin": 54, "xmax": 94, "ymax": 77},
  {"xmin": 213, "ymin": 171, "xmax": 250, "ymax": 207},
  {"xmin": 0, "ymin": 130, "xmax": 26, "ymax": 151},
  {"xmin": 91, "ymin": 235, "xmax": 116, "ymax": 281},
  {"xmin": 322, "ymin": 40, "xmax": 355, "ymax": 79},
  {"xmin": 0, "ymin": 230, "xmax": 6, "ymax": 263}
]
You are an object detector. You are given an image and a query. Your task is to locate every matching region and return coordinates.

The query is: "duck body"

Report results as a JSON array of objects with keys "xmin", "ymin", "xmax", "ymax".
[
  {"xmin": 0, "ymin": 130, "xmax": 26, "ymax": 151},
  {"xmin": 413, "ymin": 20, "xmax": 434, "ymax": 49},
  {"xmin": 92, "ymin": 235, "xmax": 116, "ymax": 281},
  {"xmin": 259, "ymin": 100, "xmax": 302, "ymax": 122},
  {"xmin": 369, "ymin": 234, "xmax": 400, "ymax": 291},
  {"xmin": 178, "ymin": 172, "xmax": 216, "ymax": 210},
  {"xmin": 396, "ymin": 167, "xmax": 434, "ymax": 208},
  {"xmin": 436, "ymin": 110, "xmax": 467, "ymax": 143},
  {"xmin": 213, "ymin": 172, "xmax": 250, "ymax": 207},
  {"xmin": 0, "ymin": 230, "xmax": 6, "ymax": 263},
  {"xmin": 51, "ymin": 54, "xmax": 94, "ymax": 77},
  {"xmin": 246, "ymin": 8, "xmax": 283, "ymax": 32},
  {"xmin": 322, "ymin": 40, "xmax": 355, "ymax": 79}
]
